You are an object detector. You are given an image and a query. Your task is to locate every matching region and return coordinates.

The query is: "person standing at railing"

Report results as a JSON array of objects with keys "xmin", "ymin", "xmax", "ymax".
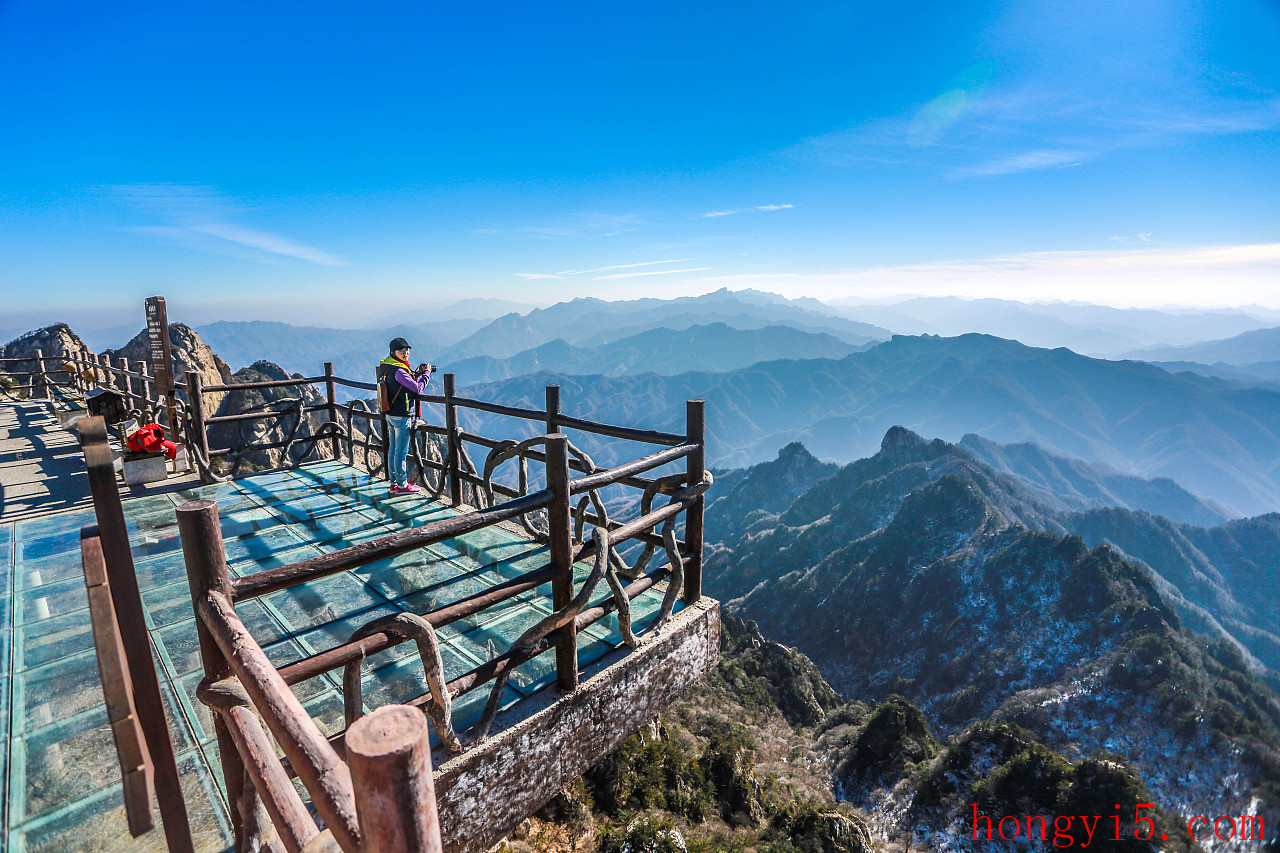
[{"xmin": 377, "ymin": 337, "xmax": 435, "ymax": 495}]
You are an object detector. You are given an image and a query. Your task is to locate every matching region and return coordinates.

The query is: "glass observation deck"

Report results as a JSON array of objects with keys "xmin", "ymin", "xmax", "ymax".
[{"xmin": 1, "ymin": 459, "xmax": 683, "ymax": 853}]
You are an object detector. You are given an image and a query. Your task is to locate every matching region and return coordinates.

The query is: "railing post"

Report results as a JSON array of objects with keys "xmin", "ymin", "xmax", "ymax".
[
  {"xmin": 99, "ymin": 353, "xmax": 115, "ymax": 389},
  {"xmin": 443, "ymin": 373, "xmax": 462, "ymax": 506},
  {"xmin": 138, "ymin": 360, "xmax": 152, "ymax": 418},
  {"xmin": 545, "ymin": 384, "xmax": 560, "ymax": 435},
  {"xmin": 186, "ymin": 370, "xmax": 211, "ymax": 474},
  {"xmin": 176, "ymin": 500, "xmax": 250, "ymax": 850},
  {"xmin": 34, "ymin": 349, "xmax": 47, "ymax": 399},
  {"xmin": 324, "ymin": 361, "xmax": 341, "ymax": 460},
  {"xmin": 79, "ymin": 417, "xmax": 195, "ymax": 853},
  {"xmin": 684, "ymin": 399, "xmax": 705, "ymax": 603},
  {"xmin": 547, "ymin": 433, "xmax": 578, "ymax": 690},
  {"xmin": 346, "ymin": 705, "xmax": 443, "ymax": 853},
  {"xmin": 118, "ymin": 358, "xmax": 135, "ymax": 412}
]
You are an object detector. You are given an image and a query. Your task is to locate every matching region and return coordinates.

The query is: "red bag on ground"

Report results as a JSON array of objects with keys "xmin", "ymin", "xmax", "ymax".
[{"xmin": 127, "ymin": 422, "xmax": 178, "ymax": 461}]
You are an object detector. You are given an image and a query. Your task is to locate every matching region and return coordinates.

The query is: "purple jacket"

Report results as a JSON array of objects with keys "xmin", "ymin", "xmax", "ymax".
[{"xmin": 394, "ymin": 365, "xmax": 432, "ymax": 396}]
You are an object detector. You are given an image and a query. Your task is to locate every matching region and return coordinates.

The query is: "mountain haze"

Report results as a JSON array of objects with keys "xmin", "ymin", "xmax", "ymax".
[{"xmin": 468, "ymin": 333, "xmax": 1280, "ymax": 516}]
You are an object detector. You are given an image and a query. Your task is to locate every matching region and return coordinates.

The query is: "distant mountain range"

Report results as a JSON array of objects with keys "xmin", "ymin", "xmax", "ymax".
[
  {"xmin": 1125, "ymin": 324, "xmax": 1280, "ymax": 365},
  {"xmin": 446, "ymin": 323, "xmax": 864, "ymax": 385},
  {"xmin": 828, "ymin": 295, "xmax": 1276, "ymax": 357},
  {"xmin": 957, "ymin": 433, "xmax": 1231, "ymax": 527},
  {"xmin": 439, "ymin": 288, "xmax": 889, "ymax": 361},
  {"xmin": 466, "ymin": 333, "xmax": 1280, "ymax": 517},
  {"xmin": 705, "ymin": 429, "xmax": 1280, "ymax": 819}
]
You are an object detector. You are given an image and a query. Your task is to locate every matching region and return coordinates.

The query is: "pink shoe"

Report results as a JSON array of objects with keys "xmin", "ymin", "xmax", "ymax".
[{"xmin": 401, "ymin": 482, "xmax": 424, "ymax": 494}]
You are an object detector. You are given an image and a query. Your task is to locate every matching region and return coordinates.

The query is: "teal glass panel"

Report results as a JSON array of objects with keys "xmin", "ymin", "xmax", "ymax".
[
  {"xmin": 221, "ymin": 527, "xmax": 311, "ymax": 568},
  {"xmin": 217, "ymin": 506, "xmax": 288, "ymax": 540},
  {"xmin": 13, "ymin": 511, "xmax": 95, "ymax": 547},
  {"xmin": 13, "ymin": 681, "xmax": 192, "ymax": 822},
  {"xmin": 122, "ymin": 502, "xmax": 181, "ymax": 541},
  {"xmin": 353, "ymin": 549, "xmax": 470, "ymax": 601},
  {"xmin": 264, "ymin": 573, "xmax": 389, "ymax": 632},
  {"xmin": 130, "ymin": 550, "xmax": 192, "ymax": 591},
  {"xmin": 293, "ymin": 604, "xmax": 403, "ymax": 674},
  {"xmin": 451, "ymin": 523, "xmax": 544, "ymax": 567},
  {"xmin": 586, "ymin": 590, "xmax": 683, "ymax": 647},
  {"xmin": 141, "ymin": 580, "xmax": 200, "ymax": 628},
  {"xmin": 17, "ymin": 576, "xmax": 87, "ymax": 627},
  {"xmin": 11, "ymin": 750, "xmax": 233, "ymax": 853},
  {"xmin": 169, "ymin": 482, "xmax": 262, "ymax": 516},
  {"xmin": 1, "ymin": 523, "xmax": 14, "ymax": 565},
  {"xmin": 155, "ymin": 600, "xmax": 285, "ymax": 679},
  {"xmin": 264, "ymin": 493, "xmax": 345, "ymax": 521},
  {"xmin": 355, "ymin": 642, "xmax": 478, "ymax": 715},
  {"xmin": 286, "ymin": 508, "xmax": 392, "ymax": 545},
  {"xmin": 16, "ymin": 649, "xmax": 105, "ymax": 735},
  {"xmin": 14, "ymin": 529, "xmax": 83, "ymax": 564},
  {"xmin": 16, "ymin": 609, "xmax": 94, "ymax": 671},
  {"xmin": 394, "ymin": 568, "xmax": 536, "ymax": 624}
]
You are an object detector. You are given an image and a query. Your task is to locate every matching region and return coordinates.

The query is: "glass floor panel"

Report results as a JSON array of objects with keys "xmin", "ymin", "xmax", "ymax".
[{"xmin": 0, "ymin": 459, "xmax": 677, "ymax": 851}]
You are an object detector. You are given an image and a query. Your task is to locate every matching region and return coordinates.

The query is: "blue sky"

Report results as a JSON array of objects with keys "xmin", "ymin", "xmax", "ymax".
[{"xmin": 2, "ymin": 0, "xmax": 1279, "ymax": 330}]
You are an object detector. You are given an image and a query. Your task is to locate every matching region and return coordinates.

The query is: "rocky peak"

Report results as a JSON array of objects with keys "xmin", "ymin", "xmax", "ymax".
[
  {"xmin": 207, "ymin": 360, "xmax": 331, "ymax": 473},
  {"xmin": 1, "ymin": 323, "xmax": 95, "ymax": 391},
  {"xmin": 1, "ymin": 323, "xmax": 92, "ymax": 361},
  {"xmin": 878, "ymin": 425, "xmax": 953, "ymax": 465},
  {"xmin": 106, "ymin": 322, "xmax": 234, "ymax": 413}
]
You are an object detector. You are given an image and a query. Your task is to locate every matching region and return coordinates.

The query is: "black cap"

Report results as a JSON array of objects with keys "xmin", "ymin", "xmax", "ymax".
[{"xmin": 389, "ymin": 337, "xmax": 411, "ymax": 352}]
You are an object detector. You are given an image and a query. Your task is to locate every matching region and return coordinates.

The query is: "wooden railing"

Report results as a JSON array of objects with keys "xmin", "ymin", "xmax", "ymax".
[{"xmin": 69, "ymin": 350, "xmax": 711, "ymax": 852}]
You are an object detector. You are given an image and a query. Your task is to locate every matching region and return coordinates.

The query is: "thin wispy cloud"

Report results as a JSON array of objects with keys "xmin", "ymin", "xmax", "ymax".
[
  {"xmin": 111, "ymin": 184, "xmax": 348, "ymax": 266},
  {"xmin": 695, "ymin": 242, "xmax": 1280, "ymax": 308},
  {"xmin": 558, "ymin": 259, "xmax": 695, "ymax": 275},
  {"xmin": 594, "ymin": 267, "xmax": 710, "ymax": 280},
  {"xmin": 516, "ymin": 258, "xmax": 706, "ymax": 281},
  {"xmin": 701, "ymin": 204, "xmax": 795, "ymax": 218}
]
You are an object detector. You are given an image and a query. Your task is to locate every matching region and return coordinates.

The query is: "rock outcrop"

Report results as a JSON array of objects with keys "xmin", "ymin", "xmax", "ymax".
[
  {"xmin": 106, "ymin": 323, "xmax": 234, "ymax": 414},
  {"xmin": 208, "ymin": 360, "xmax": 332, "ymax": 473},
  {"xmin": 1, "ymin": 324, "xmax": 95, "ymax": 391}
]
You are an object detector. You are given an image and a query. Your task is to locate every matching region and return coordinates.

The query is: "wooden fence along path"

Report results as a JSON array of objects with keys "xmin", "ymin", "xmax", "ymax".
[{"xmin": 5, "ymin": 341, "xmax": 717, "ymax": 853}]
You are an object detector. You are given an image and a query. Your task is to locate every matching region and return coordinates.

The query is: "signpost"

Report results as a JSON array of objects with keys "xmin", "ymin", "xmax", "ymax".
[{"xmin": 144, "ymin": 296, "xmax": 178, "ymax": 431}]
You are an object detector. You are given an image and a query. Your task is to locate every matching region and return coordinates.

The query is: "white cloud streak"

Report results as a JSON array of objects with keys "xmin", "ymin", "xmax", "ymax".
[
  {"xmin": 700, "ymin": 204, "xmax": 795, "ymax": 218},
  {"xmin": 112, "ymin": 184, "xmax": 348, "ymax": 266},
  {"xmin": 518, "ymin": 258, "xmax": 705, "ymax": 280},
  {"xmin": 594, "ymin": 267, "xmax": 711, "ymax": 280}
]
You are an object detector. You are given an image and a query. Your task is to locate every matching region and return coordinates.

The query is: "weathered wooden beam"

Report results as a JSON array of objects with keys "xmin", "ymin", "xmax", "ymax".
[
  {"xmin": 346, "ymin": 706, "xmax": 444, "ymax": 853},
  {"xmin": 223, "ymin": 704, "xmax": 321, "ymax": 853},
  {"xmin": 81, "ymin": 525, "xmax": 156, "ymax": 838},
  {"xmin": 443, "ymin": 373, "xmax": 462, "ymax": 505},
  {"xmin": 547, "ymin": 434, "xmax": 577, "ymax": 691},
  {"xmin": 78, "ymin": 416, "xmax": 195, "ymax": 853},
  {"xmin": 685, "ymin": 399, "xmax": 705, "ymax": 603}
]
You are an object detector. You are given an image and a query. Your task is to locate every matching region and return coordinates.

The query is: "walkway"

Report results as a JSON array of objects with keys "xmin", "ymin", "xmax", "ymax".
[
  {"xmin": 0, "ymin": 410, "xmax": 681, "ymax": 852},
  {"xmin": 0, "ymin": 401, "xmax": 200, "ymax": 526}
]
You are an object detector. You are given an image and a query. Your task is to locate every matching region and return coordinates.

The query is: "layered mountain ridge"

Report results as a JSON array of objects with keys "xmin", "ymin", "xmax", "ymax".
[{"xmin": 706, "ymin": 427, "xmax": 1280, "ymax": 822}]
